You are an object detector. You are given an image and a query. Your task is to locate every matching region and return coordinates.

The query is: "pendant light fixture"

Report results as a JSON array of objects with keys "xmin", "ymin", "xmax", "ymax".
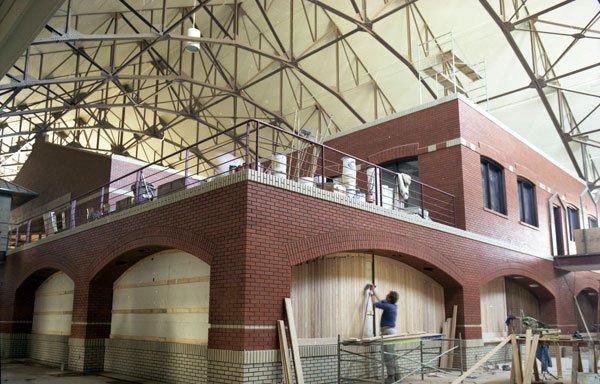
[{"xmin": 185, "ymin": 1, "xmax": 201, "ymax": 53}]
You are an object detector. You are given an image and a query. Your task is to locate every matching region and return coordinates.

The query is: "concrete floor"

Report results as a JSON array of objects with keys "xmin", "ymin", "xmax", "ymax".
[
  {"xmin": 0, "ymin": 357, "xmax": 593, "ymax": 383},
  {"xmin": 1, "ymin": 360, "xmax": 164, "ymax": 384}
]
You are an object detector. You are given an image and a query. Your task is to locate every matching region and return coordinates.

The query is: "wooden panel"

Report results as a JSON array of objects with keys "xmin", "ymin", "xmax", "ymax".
[
  {"xmin": 291, "ymin": 253, "xmax": 445, "ymax": 339},
  {"xmin": 292, "ymin": 253, "xmax": 369, "ymax": 338},
  {"xmin": 505, "ymin": 279, "xmax": 540, "ymax": 319},
  {"xmin": 575, "ymin": 228, "xmax": 600, "ymax": 254},
  {"xmin": 480, "ymin": 277, "xmax": 508, "ymax": 339},
  {"xmin": 32, "ymin": 272, "xmax": 74, "ymax": 336},
  {"xmin": 111, "ymin": 250, "xmax": 210, "ymax": 344},
  {"xmin": 375, "ymin": 256, "xmax": 445, "ymax": 334}
]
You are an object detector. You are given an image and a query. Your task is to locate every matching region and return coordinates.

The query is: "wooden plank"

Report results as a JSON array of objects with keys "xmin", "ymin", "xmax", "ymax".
[
  {"xmin": 440, "ymin": 318, "xmax": 451, "ymax": 368},
  {"xmin": 524, "ymin": 329, "xmax": 532, "ymax": 370},
  {"xmin": 511, "ymin": 335, "xmax": 523, "ymax": 384},
  {"xmin": 277, "ymin": 320, "xmax": 293, "ymax": 384},
  {"xmin": 554, "ymin": 345, "xmax": 562, "ymax": 379},
  {"xmin": 447, "ymin": 305, "xmax": 458, "ymax": 367},
  {"xmin": 285, "ymin": 298, "xmax": 305, "ymax": 384},
  {"xmin": 451, "ymin": 336, "xmax": 512, "ymax": 384},
  {"xmin": 572, "ymin": 344, "xmax": 579, "ymax": 384},
  {"xmin": 522, "ymin": 334, "xmax": 539, "ymax": 384}
]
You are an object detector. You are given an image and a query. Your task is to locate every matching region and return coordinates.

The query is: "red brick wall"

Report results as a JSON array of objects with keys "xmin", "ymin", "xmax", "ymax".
[
  {"xmin": 13, "ymin": 139, "xmax": 112, "ymax": 211},
  {"xmin": 457, "ymin": 99, "xmax": 594, "ymax": 253},
  {"xmin": 0, "ymin": 178, "xmax": 597, "ymax": 351}
]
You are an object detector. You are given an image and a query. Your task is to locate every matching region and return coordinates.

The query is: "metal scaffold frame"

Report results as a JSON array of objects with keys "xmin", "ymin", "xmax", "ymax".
[{"xmin": 337, "ymin": 334, "xmax": 464, "ymax": 383}]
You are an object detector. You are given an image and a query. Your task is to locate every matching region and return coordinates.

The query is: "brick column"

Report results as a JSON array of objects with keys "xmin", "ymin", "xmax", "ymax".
[
  {"xmin": 68, "ymin": 281, "xmax": 112, "ymax": 372},
  {"xmin": 445, "ymin": 286, "xmax": 481, "ymax": 339}
]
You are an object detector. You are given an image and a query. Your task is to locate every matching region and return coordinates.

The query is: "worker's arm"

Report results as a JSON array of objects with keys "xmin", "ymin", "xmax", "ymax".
[{"xmin": 367, "ymin": 284, "xmax": 381, "ymax": 302}]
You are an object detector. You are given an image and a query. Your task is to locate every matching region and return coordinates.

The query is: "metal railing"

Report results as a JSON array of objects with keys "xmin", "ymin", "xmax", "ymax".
[{"xmin": 6, "ymin": 119, "xmax": 456, "ymax": 249}]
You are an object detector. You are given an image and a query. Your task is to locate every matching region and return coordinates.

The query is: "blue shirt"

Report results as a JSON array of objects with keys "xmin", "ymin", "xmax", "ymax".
[{"xmin": 375, "ymin": 300, "xmax": 397, "ymax": 328}]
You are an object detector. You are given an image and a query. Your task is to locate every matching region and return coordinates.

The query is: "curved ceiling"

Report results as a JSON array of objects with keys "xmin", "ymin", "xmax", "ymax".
[{"xmin": 0, "ymin": 0, "xmax": 598, "ymax": 188}]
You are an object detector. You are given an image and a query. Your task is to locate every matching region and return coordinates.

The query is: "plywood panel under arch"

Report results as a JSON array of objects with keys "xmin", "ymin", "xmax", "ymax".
[
  {"xmin": 505, "ymin": 278, "xmax": 540, "ymax": 320},
  {"xmin": 111, "ymin": 249, "xmax": 210, "ymax": 345},
  {"xmin": 32, "ymin": 271, "xmax": 74, "ymax": 336},
  {"xmin": 291, "ymin": 253, "xmax": 445, "ymax": 340},
  {"xmin": 480, "ymin": 277, "xmax": 508, "ymax": 339}
]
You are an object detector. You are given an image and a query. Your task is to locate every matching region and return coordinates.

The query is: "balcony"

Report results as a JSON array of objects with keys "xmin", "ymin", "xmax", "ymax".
[{"xmin": 7, "ymin": 120, "xmax": 457, "ymax": 251}]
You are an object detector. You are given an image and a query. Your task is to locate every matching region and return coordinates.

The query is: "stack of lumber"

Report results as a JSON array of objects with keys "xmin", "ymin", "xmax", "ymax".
[
  {"xmin": 278, "ymin": 298, "xmax": 304, "ymax": 384},
  {"xmin": 440, "ymin": 305, "xmax": 458, "ymax": 368}
]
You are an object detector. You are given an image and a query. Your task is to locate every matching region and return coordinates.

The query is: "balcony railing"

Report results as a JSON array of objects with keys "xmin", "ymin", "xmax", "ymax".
[{"xmin": 7, "ymin": 119, "xmax": 456, "ymax": 250}]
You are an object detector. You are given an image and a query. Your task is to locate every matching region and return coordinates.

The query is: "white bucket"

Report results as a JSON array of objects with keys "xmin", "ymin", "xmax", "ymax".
[
  {"xmin": 299, "ymin": 176, "xmax": 314, "ymax": 188},
  {"xmin": 272, "ymin": 153, "xmax": 287, "ymax": 179},
  {"xmin": 341, "ymin": 156, "xmax": 357, "ymax": 190}
]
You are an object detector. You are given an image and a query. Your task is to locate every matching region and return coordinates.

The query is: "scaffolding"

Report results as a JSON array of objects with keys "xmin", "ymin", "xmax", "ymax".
[
  {"xmin": 416, "ymin": 32, "xmax": 488, "ymax": 108},
  {"xmin": 337, "ymin": 334, "xmax": 463, "ymax": 383}
]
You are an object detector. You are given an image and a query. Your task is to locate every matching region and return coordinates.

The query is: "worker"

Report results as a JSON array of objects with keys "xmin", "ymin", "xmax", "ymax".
[{"xmin": 368, "ymin": 284, "xmax": 400, "ymax": 383}]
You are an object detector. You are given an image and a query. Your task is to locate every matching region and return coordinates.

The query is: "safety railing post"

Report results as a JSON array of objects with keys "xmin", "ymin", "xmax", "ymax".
[
  {"xmin": 320, "ymin": 146, "xmax": 325, "ymax": 189},
  {"xmin": 420, "ymin": 183, "xmax": 425, "ymax": 219},
  {"xmin": 255, "ymin": 121, "xmax": 260, "ymax": 171},
  {"xmin": 14, "ymin": 224, "xmax": 19, "ymax": 248},
  {"xmin": 184, "ymin": 149, "xmax": 190, "ymax": 188},
  {"xmin": 245, "ymin": 122, "xmax": 250, "ymax": 168},
  {"xmin": 26, "ymin": 219, "xmax": 31, "ymax": 243},
  {"xmin": 69, "ymin": 200, "xmax": 76, "ymax": 229}
]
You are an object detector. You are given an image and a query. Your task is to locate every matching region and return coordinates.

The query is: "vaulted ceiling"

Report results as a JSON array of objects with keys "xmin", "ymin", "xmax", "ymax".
[{"xmin": 0, "ymin": 0, "xmax": 598, "ymax": 188}]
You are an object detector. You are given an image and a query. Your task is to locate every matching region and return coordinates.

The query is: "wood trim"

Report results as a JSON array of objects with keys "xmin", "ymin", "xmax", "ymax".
[
  {"xmin": 114, "ymin": 275, "xmax": 209, "ymax": 290},
  {"xmin": 109, "ymin": 334, "xmax": 208, "ymax": 345},
  {"xmin": 112, "ymin": 307, "xmax": 208, "ymax": 314}
]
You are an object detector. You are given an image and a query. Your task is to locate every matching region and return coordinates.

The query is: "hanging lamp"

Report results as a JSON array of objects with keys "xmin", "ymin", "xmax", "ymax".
[{"xmin": 185, "ymin": 1, "xmax": 201, "ymax": 53}]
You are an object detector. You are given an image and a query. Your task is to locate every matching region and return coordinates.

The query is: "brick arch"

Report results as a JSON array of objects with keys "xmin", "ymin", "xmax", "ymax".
[
  {"xmin": 368, "ymin": 143, "xmax": 419, "ymax": 165},
  {"xmin": 574, "ymin": 274, "xmax": 599, "ymax": 296},
  {"xmin": 14, "ymin": 258, "xmax": 77, "ymax": 292},
  {"xmin": 88, "ymin": 225, "xmax": 216, "ymax": 282},
  {"xmin": 480, "ymin": 264, "xmax": 556, "ymax": 300},
  {"xmin": 78, "ymin": 226, "xmax": 217, "ymax": 340},
  {"xmin": 10, "ymin": 262, "xmax": 76, "ymax": 333},
  {"xmin": 286, "ymin": 229, "xmax": 463, "ymax": 288}
]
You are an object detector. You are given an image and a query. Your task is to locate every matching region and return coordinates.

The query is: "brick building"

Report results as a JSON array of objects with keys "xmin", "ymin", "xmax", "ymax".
[{"xmin": 1, "ymin": 95, "xmax": 598, "ymax": 383}]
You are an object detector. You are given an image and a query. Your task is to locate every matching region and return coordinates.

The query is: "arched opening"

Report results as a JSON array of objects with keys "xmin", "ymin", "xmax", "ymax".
[
  {"xmin": 291, "ymin": 252, "xmax": 445, "ymax": 340},
  {"xmin": 30, "ymin": 272, "xmax": 74, "ymax": 366},
  {"xmin": 575, "ymin": 288, "xmax": 598, "ymax": 333},
  {"xmin": 480, "ymin": 276, "xmax": 551, "ymax": 339},
  {"xmin": 103, "ymin": 249, "xmax": 210, "ymax": 383}
]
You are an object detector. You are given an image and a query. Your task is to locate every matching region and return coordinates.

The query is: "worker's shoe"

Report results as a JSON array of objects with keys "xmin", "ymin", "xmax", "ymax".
[{"xmin": 385, "ymin": 376, "xmax": 396, "ymax": 384}]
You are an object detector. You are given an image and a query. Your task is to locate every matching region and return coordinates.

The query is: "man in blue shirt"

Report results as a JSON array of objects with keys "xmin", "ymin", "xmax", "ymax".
[{"xmin": 369, "ymin": 285, "xmax": 400, "ymax": 383}]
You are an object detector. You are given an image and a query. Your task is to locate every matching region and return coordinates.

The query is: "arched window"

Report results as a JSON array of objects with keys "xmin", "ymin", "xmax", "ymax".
[
  {"xmin": 481, "ymin": 158, "xmax": 506, "ymax": 214},
  {"xmin": 517, "ymin": 177, "xmax": 537, "ymax": 226}
]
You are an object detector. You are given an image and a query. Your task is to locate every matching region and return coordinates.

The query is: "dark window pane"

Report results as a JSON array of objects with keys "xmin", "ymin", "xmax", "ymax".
[
  {"xmin": 567, "ymin": 206, "xmax": 580, "ymax": 241},
  {"xmin": 518, "ymin": 178, "xmax": 537, "ymax": 226},
  {"xmin": 481, "ymin": 158, "xmax": 505, "ymax": 214},
  {"xmin": 589, "ymin": 217, "xmax": 598, "ymax": 228}
]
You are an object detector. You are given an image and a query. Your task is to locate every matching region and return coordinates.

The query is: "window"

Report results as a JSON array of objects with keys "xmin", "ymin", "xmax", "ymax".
[
  {"xmin": 589, "ymin": 216, "xmax": 598, "ymax": 229},
  {"xmin": 481, "ymin": 158, "xmax": 506, "ymax": 214},
  {"xmin": 553, "ymin": 205, "xmax": 565, "ymax": 255},
  {"xmin": 380, "ymin": 157, "xmax": 420, "ymax": 206},
  {"xmin": 567, "ymin": 206, "xmax": 580, "ymax": 241},
  {"xmin": 517, "ymin": 178, "xmax": 537, "ymax": 226}
]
